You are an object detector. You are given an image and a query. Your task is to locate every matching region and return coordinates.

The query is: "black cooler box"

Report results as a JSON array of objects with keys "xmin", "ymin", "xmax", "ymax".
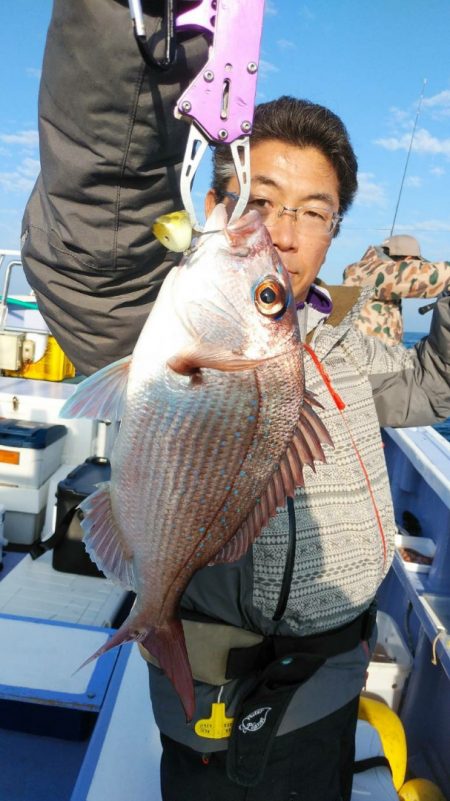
[{"xmin": 31, "ymin": 456, "xmax": 111, "ymax": 577}]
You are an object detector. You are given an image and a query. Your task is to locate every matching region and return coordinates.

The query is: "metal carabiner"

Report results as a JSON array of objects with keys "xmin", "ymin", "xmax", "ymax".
[{"xmin": 128, "ymin": 0, "xmax": 177, "ymax": 71}]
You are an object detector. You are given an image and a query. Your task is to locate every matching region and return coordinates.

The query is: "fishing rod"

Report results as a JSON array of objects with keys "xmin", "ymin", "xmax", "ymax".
[
  {"xmin": 390, "ymin": 78, "xmax": 427, "ymax": 237},
  {"xmin": 387, "ymin": 79, "xmax": 447, "ymax": 317}
]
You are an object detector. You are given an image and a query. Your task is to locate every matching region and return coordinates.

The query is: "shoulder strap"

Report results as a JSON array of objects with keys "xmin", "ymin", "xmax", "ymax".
[
  {"xmin": 353, "ymin": 756, "xmax": 392, "ymax": 774},
  {"xmin": 29, "ymin": 506, "xmax": 78, "ymax": 560}
]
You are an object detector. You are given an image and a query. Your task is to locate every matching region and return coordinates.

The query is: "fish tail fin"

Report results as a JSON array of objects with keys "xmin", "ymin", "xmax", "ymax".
[
  {"xmin": 142, "ymin": 620, "xmax": 195, "ymax": 722},
  {"xmin": 74, "ymin": 620, "xmax": 137, "ymax": 674}
]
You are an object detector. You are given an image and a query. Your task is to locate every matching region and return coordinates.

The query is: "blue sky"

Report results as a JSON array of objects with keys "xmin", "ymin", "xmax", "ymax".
[{"xmin": 1, "ymin": 1, "xmax": 449, "ymax": 331}]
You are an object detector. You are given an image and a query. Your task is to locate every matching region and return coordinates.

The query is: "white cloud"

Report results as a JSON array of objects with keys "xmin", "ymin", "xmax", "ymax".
[
  {"xmin": 430, "ymin": 166, "xmax": 445, "ymax": 176},
  {"xmin": 388, "ymin": 106, "xmax": 414, "ymax": 130},
  {"xmin": 0, "ymin": 130, "xmax": 39, "ymax": 148},
  {"xmin": 405, "ymin": 175, "xmax": 422, "ymax": 188},
  {"xmin": 400, "ymin": 218, "xmax": 450, "ymax": 233},
  {"xmin": 375, "ymin": 127, "xmax": 450, "ymax": 158},
  {"xmin": 277, "ymin": 39, "xmax": 295, "ymax": 49},
  {"xmin": 0, "ymin": 157, "xmax": 40, "ymax": 194},
  {"xmin": 265, "ymin": 0, "xmax": 277, "ymax": 15},
  {"xmin": 259, "ymin": 59, "xmax": 280, "ymax": 77},
  {"xmin": 355, "ymin": 172, "xmax": 386, "ymax": 207},
  {"xmin": 389, "ymin": 107, "xmax": 410, "ymax": 122},
  {"xmin": 18, "ymin": 157, "xmax": 40, "ymax": 177},
  {"xmin": 26, "ymin": 67, "xmax": 42, "ymax": 80},
  {"xmin": 423, "ymin": 89, "xmax": 450, "ymax": 117}
]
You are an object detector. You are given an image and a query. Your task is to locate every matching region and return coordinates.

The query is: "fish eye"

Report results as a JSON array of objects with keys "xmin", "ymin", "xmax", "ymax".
[{"xmin": 254, "ymin": 277, "xmax": 287, "ymax": 317}]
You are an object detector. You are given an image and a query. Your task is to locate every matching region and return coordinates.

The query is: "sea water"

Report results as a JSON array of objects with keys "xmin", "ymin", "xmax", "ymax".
[{"xmin": 404, "ymin": 331, "xmax": 450, "ymax": 443}]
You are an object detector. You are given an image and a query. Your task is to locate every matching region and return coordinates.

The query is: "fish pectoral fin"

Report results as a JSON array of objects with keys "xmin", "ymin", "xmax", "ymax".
[
  {"xmin": 79, "ymin": 484, "xmax": 136, "ymax": 590},
  {"xmin": 167, "ymin": 345, "xmax": 262, "ymax": 375},
  {"xmin": 59, "ymin": 356, "xmax": 131, "ymax": 422}
]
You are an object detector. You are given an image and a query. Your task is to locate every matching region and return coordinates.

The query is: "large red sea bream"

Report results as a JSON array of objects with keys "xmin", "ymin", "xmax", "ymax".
[{"xmin": 60, "ymin": 205, "xmax": 332, "ymax": 720}]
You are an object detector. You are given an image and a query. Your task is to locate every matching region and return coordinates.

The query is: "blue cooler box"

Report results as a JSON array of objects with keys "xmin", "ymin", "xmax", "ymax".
[{"xmin": 0, "ymin": 419, "xmax": 67, "ymax": 545}]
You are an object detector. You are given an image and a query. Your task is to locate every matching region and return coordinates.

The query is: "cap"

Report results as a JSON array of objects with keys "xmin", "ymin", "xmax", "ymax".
[{"xmin": 381, "ymin": 235, "xmax": 422, "ymax": 258}]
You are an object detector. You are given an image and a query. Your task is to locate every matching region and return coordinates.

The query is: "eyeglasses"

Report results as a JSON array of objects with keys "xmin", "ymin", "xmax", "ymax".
[{"xmin": 224, "ymin": 191, "xmax": 342, "ymax": 237}]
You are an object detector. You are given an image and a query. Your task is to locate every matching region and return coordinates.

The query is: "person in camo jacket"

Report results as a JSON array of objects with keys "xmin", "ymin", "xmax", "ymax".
[{"xmin": 343, "ymin": 235, "xmax": 450, "ymax": 345}]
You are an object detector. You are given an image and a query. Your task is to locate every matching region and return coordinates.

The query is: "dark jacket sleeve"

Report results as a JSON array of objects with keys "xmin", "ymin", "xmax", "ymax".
[
  {"xmin": 21, "ymin": 0, "xmax": 208, "ymax": 375},
  {"xmin": 368, "ymin": 295, "xmax": 450, "ymax": 427}
]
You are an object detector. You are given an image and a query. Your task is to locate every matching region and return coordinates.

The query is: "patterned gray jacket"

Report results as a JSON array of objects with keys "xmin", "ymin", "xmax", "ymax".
[{"xmin": 147, "ymin": 285, "xmax": 450, "ymax": 750}]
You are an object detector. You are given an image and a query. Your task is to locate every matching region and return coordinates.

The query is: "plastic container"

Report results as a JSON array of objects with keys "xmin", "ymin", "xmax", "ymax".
[
  {"xmin": 395, "ymin": 531, "xmax": 436, "ymax": 574},
  {"xmin": 0, "ymin": 479, "xmax": 51, "ymax": 544},
  {"xmin": 0, "ymin": 419, "xmax": 66, "ymax": 488},
  {"xmin": 3, "ymin": 335, "xmax": 76, "ymax": 381},
  {"xmin": 365, "ymin": 611, "xmax": 413, "ymax": 712}
]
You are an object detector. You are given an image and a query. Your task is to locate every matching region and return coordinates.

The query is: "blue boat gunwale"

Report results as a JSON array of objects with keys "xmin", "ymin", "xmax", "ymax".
[{"xmin": 70, "ymin": 643, "xmax": 134, "ymax": 801}]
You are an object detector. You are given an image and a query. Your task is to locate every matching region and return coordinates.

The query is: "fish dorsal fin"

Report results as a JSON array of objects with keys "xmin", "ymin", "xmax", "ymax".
[
  {"xmin": 211, "ymin": 394, "xmax": 333, "ymax": 565},
  {"xmin": 59, "ymin": 356, "xmax": 131, "ymax": 422},
  {"xmin": 79, "ymin": 483, "xmax": 136, "ymax": 590}
]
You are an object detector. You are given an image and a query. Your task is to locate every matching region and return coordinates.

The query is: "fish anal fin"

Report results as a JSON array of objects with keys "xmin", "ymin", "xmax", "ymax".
[
  {"xmin": 142, "ymin": 620, "xmax": 195, "ymax": 722},
  {"xmin": 79, "ymin": 484, "xmax": 136, "ymax": 590}
]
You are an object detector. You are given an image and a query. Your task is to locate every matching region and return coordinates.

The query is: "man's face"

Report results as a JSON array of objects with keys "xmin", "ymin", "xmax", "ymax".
[{"xmin": 205, "ymin": 140, "xmax": 340, "ymax": 302}]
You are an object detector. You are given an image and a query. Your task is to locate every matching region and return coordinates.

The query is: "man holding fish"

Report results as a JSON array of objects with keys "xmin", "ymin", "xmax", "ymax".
[
  {"xmin": 58, "ymin": 96, "xmax": 450, "ymax": 800},
  {"xmin": 23, "ymin": 5, "xmax": 450, "ymax": 801}
]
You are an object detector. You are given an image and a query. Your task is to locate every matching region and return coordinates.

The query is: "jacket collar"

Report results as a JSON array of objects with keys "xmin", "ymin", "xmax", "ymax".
[
  {"xmin": 304, "ymin": 279, "xmax": 366, "ymax": 360},
  {"xmin": 315, "ymin": 278, "xmax": 362, "ymax": 328}
]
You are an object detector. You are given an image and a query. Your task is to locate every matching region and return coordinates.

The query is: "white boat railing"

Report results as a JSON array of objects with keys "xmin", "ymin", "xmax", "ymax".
[{"xmin": 0, "ymin": 249, "xmax": 21, "ymax": 259}]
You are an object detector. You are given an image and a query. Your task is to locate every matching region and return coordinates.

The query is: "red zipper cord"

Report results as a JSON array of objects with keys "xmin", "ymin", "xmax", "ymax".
[{"xmin": 303, "ymin": 343, "xmax": 387, "ymax": 567}]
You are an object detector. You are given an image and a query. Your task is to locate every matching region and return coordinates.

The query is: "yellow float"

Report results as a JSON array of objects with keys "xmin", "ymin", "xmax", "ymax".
[
  {"xmin": 358, "ymin": 695, "xmax": 407, "ymax": 790},
  {"xmin": 399, "ymin": 778, "xmax": 447, "ymax": 801}
]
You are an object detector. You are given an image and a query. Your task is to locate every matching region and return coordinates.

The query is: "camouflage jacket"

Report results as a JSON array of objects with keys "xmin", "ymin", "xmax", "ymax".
[{"xmin": 343, "ymin": 245, "xmax": 450, "ymax": 344}]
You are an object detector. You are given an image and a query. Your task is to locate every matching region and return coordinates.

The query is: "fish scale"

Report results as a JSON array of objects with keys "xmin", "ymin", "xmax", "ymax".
[{"xmin": 60, "ymin": 204, "xmax": 332, "ymax": 720}]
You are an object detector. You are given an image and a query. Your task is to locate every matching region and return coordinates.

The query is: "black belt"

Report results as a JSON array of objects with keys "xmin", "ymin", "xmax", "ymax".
[
  {"xmin": 226, "ymin": 604, "xmax": 377, "ymax": 788},
  {"xmin": 226, "ymin": 603, "xmax": 377, "ymax": 680}
]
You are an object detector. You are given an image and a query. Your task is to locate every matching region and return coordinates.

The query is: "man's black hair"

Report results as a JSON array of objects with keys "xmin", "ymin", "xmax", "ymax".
[{"xmin": 211, "ymin": 96, "xmax": 358, "ymax": 232}]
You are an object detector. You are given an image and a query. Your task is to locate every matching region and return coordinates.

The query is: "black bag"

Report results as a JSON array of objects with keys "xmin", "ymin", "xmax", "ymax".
[{"xmin": 31, "ymin": 456, "xmax": 111, "ymax": 578}]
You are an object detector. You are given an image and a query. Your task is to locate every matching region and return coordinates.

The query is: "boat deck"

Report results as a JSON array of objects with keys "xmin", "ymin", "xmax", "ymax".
[{"xmin": 0, "ymin": 425, "xmax": 449, "ymax": 800}]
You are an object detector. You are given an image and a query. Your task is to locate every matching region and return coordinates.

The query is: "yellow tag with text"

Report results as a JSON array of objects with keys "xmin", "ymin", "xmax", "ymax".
[{"xmin": 194, "ymin": 703, "xmax": 234, "ymax": 739}]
